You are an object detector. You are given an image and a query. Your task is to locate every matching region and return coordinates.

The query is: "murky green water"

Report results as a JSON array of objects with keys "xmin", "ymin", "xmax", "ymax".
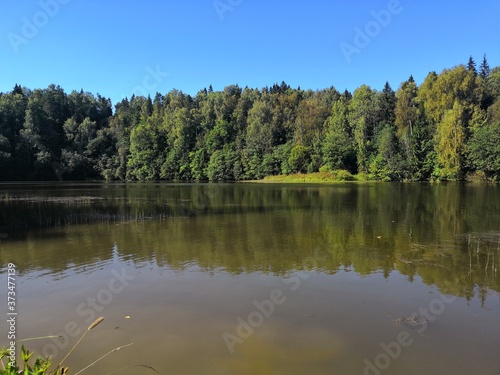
[{"xmin": 0, "ymin": 182, "xmax": 499, "ymax": 374}]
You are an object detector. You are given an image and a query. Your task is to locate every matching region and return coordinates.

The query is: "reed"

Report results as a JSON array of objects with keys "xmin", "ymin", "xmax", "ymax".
[
  {"xmin": 58, "ymin": 317, "xmax": 104, "ymax": 368},
  {"xmin": 0, "ymin": 315, "xmax": 158, "ymax": 375}
]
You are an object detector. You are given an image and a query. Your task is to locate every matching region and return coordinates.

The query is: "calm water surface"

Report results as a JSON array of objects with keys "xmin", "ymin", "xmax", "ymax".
[{"xmin": 0, "ymin": 182, "xmax": 499, "ymax": 375}]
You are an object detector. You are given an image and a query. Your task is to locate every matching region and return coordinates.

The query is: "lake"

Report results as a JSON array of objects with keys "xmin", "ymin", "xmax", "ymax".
[{"xmin": 0, "ymin": 182, "xmax": 499, "ymax": 375}]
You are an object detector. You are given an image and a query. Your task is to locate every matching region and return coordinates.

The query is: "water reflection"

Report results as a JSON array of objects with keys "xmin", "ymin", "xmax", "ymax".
[
  {"xmin": 1, "ymin": 183, "xmax": 500, "ymax": 375},
  {"xmin": 0, "ymin": 183, "xmax": 499, "ymax": 300}
]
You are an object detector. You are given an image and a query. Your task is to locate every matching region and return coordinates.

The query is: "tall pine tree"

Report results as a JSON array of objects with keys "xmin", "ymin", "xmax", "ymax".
[
  {"xmin": 467, "ymin": 56, "xmax": 477, "ymax": 75},
  {"xmin": 480, "ymin": 54, "xmax": 490, "ymax": 79}
]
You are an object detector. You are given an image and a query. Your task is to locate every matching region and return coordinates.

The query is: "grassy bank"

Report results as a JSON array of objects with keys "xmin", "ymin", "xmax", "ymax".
[{"xmin": 259, "ymin": 170, "xmax": 362, "ymax": 183}]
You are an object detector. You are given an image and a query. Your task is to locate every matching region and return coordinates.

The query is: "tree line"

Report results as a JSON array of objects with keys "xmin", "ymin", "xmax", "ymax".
[{"xmin": 1, "ymin": 55, "xmax": 499, "ymax": 182}]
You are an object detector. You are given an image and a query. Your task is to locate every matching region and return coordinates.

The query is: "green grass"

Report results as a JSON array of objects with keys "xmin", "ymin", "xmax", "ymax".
[{"xmin": 260, "ymin": 170, "xmax": 362, "ymax": 183}]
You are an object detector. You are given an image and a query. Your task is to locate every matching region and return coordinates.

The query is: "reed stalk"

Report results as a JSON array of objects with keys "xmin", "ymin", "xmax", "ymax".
[{"xmin": 58, "ymin": 317, "xmax": 104, "ymax": 368}]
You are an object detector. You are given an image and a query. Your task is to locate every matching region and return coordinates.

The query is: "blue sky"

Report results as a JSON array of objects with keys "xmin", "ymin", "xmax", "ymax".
[{"xmin": 0, "ymin": 0, "xmax": 499, "ymax": 106}]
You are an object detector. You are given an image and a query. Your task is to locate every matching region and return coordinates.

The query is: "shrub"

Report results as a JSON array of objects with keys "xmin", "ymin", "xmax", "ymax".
[{"xmin": 334, "ymin": 169, "xmax": 355, "ymax": 181}]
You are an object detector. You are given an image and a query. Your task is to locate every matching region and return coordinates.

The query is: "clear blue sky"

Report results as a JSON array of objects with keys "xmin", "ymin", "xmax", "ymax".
[{"xmin": 1, "ymin": 0, "xmax": 499, "ymax": 106}]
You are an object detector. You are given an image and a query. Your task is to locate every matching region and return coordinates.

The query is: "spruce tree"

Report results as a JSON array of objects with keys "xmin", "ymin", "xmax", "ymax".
[
  {"xmin": 480, "ymin": 54, "xmax": 490, "ymax": 79},
  {"xmin": 467, "ymin": 55, "xmax": 477, "ymax": 75},
  {"xmin": 12, "ymin": 84, "xmax": 24, "ymax": 95}
]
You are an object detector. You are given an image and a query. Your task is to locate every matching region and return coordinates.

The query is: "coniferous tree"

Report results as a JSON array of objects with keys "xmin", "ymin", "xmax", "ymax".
[
  {"xmin": 1, "ymin": 59, "xmax": 500, "ymax": 182},
  {"xmin": 12, "ymin": 84, "xmax": 24, "ymax": 96},
  {"xmin": 378, "ymin": 82, "xmax": 396, "ymax": 125},
  {"xmin": 480, "ymin": 54, "xmax": 490, "ymax": 79},
  {"xmin": 467, "ymin": 56, "xmax": 477, "ymax": 75}
]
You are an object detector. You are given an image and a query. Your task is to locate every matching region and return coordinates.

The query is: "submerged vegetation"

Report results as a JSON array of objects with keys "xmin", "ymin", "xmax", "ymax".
[{"xmin": 0, "ymin": 56, "xmax": 499, "ymax": 182}]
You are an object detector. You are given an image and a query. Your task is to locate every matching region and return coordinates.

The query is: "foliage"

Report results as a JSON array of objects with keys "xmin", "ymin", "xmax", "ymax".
[
  {"xmin": 288, "ymin": 144, "xmax": 311, "ymax": 174},
  {"xmin": 263, "ymin": 170, "xmax": 355, "ymax": 182},
  {"xmin": 0, "ymin": 317, "xmax": 154, "ymax": 375},
  {"xmin": 322, "ymin": 97, "xmax": 356, "ymax": 173},
  {"xmin": 467, "ymin": 122, "xmax": 500, "ymax": 180},
  {"xmin": 0, "ymin": 346, "xmax": 55, "ymax": 375},
  {"xmin": 0, "ymin": 56, "xmax": 499, "ymax": 182},
  {"xmin": 349, "ymin": 85, "xmax": 379, "ymax": 173}
]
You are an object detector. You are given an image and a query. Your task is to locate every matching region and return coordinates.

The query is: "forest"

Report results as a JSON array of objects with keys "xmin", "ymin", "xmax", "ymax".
[{"xmin": 1, "ymin": 56, "xmax": 499, "ymax": 182}]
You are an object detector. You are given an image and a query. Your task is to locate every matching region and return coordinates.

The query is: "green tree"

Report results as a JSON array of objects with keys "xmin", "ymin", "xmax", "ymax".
[
  {"xmin": 467, "ymin": 56, "xmax": 477, "ymax": 75},
  {"xmin": 207, "ymin": 143, "xmax": 240, "ymax": 181},
  {"xmin": 479, "ymin": 54, "xmax": 490, "ymax": 79},
  {"xmin": 322, "ymin": 97, "xmax": 356, "ymax": 172},
  {"xmin": 369, "ymin": 123, "xmax": 401, "ymax": 181},
  {"xmin": 60, "ymin": 117, "xmax": 98, "ymax": 179},
  {"xmin": 161, "ymin": 107, "xmax": 196, "ymax": 180},
  {"xmin": 487, "ymin": 98, "xmax": 500, "ymax": 124},
  {"xmin": 106, "ymin": 99, "xmax": 135, "ymax": 180},
  {"xmin": 294, "ymin": 95, "xmax": 328, "ymax": 148},
  {"xmin": 127, "ymin": 118, "xmax": 165, "ymax": 181},
  {"xmin": 244, "ymin": 99, "xmax": 273, "ymax": 178},
  {"xmin": 487, "ymin": 67, "xmax": 500, "ymax": 100},
  {"xmin": 246, "ymin": 100, "xmax": 274, "ymax": 154},
  {"xmin": 418, "ymin": 66, "xmax": 482, "ymax": 179},
  {"xmin": 467, "ymin": 121, "xmax": 500, "ymax": 180},
  {"xmin": 0, "ymin": 90, "xmax": 27, "ymax": 179},
  {"xmin": 1, "ymin": 62, "xmax": 500, "ymax": 182},
  {"xmin": 395, "ymin": 78, "xmax": 423, "ymax": 179},
  {"xmin": 435, "ymin": 101, "xmax": 467, "ymax": 179},
  {"xmin": 288, "ymin": 144, "xmax": 311, "ymax": 173},
  {"xmin": 20, "ymin": 94, "xmax": 52, "ymax": 178},
  {"xmin": 190, "ymin": 148, "xmax": 208, "ymax": 180},
  {"xmin": 378, "ymin": 82, "xmax": 396, "ymax": 125},
  {"xmin": 349, "ymin": 85, "xmax": 379, "ymax": 173}
]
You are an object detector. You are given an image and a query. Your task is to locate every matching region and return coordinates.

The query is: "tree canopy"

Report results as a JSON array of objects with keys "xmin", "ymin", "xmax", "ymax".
[{"xmin": 1, "ymin": 57, "xmax": 499, "ymax": 182}]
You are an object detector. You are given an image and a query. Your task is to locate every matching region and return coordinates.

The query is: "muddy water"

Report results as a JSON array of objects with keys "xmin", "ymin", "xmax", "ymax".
[{"xmin": 0, "ymin": 182, "xmax": 499, "ymax": 374}]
